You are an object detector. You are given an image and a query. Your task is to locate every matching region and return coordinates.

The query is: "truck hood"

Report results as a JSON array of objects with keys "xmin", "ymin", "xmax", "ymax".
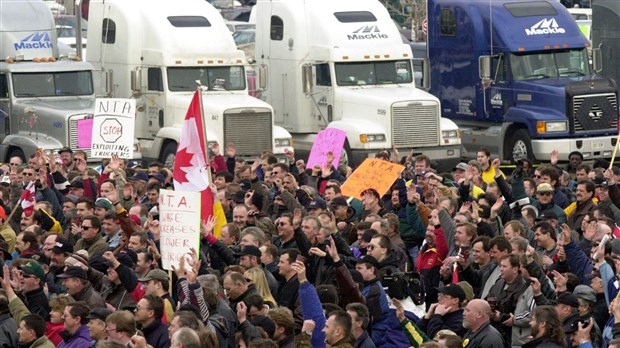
[
  {"xmin": 16, "ymin": 98, "xmax": 95, "ymax": 116},
  {"xmin": 336, "ymin": 85, "xmax": 438, "ymax": 107},
  {"xmin": 512, "ymin": 76, "xmax": 595, "ymax": 96}
]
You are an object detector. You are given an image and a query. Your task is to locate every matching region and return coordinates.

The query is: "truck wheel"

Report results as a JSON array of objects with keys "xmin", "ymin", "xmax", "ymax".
[
  {"xmin": 7, "ymin": 148, "xmax": 25, "ymax": 163},
  {"xmin": 160, "ymin": 142, "xmax": 178, "ymax": 169},
  {"xmin": 507, "ymin": 129, "xmax": 533, "ymax": 163}
]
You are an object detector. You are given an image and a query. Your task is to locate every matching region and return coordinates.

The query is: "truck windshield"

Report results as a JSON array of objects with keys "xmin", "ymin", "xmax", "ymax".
[
  {"xmin": 167, "ymin": 67, "xmax": 246, "ymax": 91},
  {"xmin": 12, "ymin": 71, "xmax": 93, "ymax": 97},
  {"xmin": 335, "ymin": 60, "xmax": 413, "ymax": 86},
  {"xmin": 511, "ymin": 49, "xmax": 590, "ymax": 81}
]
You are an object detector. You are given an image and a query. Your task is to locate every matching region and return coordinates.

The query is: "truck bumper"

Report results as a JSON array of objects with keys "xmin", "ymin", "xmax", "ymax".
[
  {"xmin": 350, "ymin": 145, "xmax": 462, "ymax": 172},
  {"xmin": 531, "ymin": 135, "xmax": 617, "ymax": 161}
]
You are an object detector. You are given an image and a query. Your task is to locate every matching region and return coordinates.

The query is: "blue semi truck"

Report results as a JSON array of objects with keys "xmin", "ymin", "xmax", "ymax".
[{"xmin": 426, "ymin": 0, "xmax": 618, "ymax": 162}]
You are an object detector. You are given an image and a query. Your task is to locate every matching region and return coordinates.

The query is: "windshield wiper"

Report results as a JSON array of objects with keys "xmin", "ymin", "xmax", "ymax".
[{"xmin": 561, "ymin": 70, "xmax": 585, "ymax": 76}]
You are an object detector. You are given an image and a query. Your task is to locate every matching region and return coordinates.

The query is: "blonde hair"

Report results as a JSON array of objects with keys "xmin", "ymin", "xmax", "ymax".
[{"xmin": 244, "ymin": 267, "xmax": 276, "ymax": 306}]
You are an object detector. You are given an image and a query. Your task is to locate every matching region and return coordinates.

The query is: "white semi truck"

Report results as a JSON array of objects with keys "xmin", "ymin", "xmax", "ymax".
[
  {"xmin": 0, "ymin": 0, "xmax": 111, "ymax": 161},
  {"xmin": 254, "ymin": 0, "xmax": 462, "ymax": 168},
  {"xmin": 87, "ymin": 0, "xmax": 293, "ymax": 166}
]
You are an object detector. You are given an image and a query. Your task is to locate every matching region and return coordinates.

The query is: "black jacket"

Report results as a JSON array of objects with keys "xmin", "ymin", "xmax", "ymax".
[
  {"xmin": 522, "ymin": 337, "xmax": 565, "ymax": 348},
  {"xmin": 22, "ymin": 286, "xmax": 51, "ymax": 321},
  {"xmin": 463, "ymin": 321, "xmax": 505, "ymax": 348},
  {"xmin": 417, "ymin": 308, "xmax": 466, "ymax": 339},
  {"xmin": 141, "ymin": 320, "xmax": 170, "ymax": 348}
]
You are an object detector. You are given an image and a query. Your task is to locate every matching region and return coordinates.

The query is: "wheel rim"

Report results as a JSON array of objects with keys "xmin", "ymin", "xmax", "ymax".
[{"xmin": 512, "ymin": 140, "xmax": 528, "ymax": 161}]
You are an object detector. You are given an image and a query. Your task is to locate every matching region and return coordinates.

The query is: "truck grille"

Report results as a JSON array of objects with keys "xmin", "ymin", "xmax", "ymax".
[
  {"xmin": 224, "ymin": 110, "xmax": 272, "ymax": 157},
  {"xmin": 572, "ymin": 93, "xmax": 618, "ymax": 133},
  {"xmin": 68, "ymin": 116, "xmax": 92, "ymax": 158},
  {"xmin": 391, "ymin": 102, "xmax": 440, "ymax": 148}
]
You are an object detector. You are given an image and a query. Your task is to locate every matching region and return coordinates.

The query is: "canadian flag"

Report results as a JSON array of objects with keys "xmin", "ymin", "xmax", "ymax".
[
  {"xmin": 20, "ymin": 181, "xmax": 36, "ymax": 217},
  {"xmin": 173, "ymin": 91, "xmax": 213, "ymax": 223}
]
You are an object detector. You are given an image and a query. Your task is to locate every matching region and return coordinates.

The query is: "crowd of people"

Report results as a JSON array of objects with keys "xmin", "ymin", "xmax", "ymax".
[{"xmin": 1, "ymin": 142, "xmax": 620, "ymax": 348}]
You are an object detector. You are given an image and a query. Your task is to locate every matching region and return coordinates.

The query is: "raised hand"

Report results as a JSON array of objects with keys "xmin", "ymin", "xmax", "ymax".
[{"xmin": 550, "ymin": 149, "xmax": 559, "ymax": 165}]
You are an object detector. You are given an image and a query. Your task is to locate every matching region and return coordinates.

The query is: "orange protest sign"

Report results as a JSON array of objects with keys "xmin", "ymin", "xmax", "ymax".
[{"xmin": 341, "ymin": 158, "xmax": 404, "ymax": 199}]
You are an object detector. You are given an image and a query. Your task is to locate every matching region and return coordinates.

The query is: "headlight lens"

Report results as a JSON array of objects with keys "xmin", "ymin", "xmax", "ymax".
[
  {"xmin": 442, "ymin": 130, "xmax": 459, "ymax": 138},
  {"xmin": 537, "ymin": 121, "xmax": 567, "ymax": 133},
  {"xmin": 275, "ymin": 138, "xmax": 291, "ymax": 147},
  {"xmin": 360, "ymin": 134, "xmax": 386, "ymax": 143}
]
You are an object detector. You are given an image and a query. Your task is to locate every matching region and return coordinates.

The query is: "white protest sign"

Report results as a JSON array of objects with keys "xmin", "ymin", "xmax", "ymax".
[
  {"xmin": 158, "ymin": 189, "xmax": 201, "ymax": 271},
  {"xmin": 91, "ymin": 99, "xmax": 135, "ymax": 159}
]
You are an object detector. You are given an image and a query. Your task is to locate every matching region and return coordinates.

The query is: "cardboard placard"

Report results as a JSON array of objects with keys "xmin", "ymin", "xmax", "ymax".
[
  {"xmin": 77, "ymin": 118, "xmax": 93, "ymax": 148},
  {"xmin": 306, "ymin": 128, "xmax": 346, "ymax": 168},
  {"xmin": 91, "ymin": 99, "xmax": 135, "ymax": 158},
  {"xmin": 158, "ymin": 190, "xmax": 201, "ymax": 271},
  {"xmin": 341, "ymin": 158, "xmax": 404, "ymax": 199}
]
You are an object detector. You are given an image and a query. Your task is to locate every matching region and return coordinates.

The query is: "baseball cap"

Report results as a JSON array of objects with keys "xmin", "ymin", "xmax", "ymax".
[
  {"xmin": 128, "ymin": 171, "xmax": 149, "ymax": 182},
  {"xmin": 536, "ymin": 210, "xmax": 558, "ymax": 222},
  {"xmin": 63, "ymin": 194, "xmax": 79, "ymax": 204},
  {"xmin": 251, "ymin": 315, "xmax": 276, "ymax": 338},
  {"xmin": 308, "ymin": 199, "xmax": 327, "ymax": 210},
  {"xmin": 330, "ymin": 197, "xmax": 349, "ymax": 208},
  {"xmin": 453, "ymin": 163, "xmax": 468, "ymax": 171},
  {"xmin": 437, "ymin": 283, "xmax": 466, "ymax": 302},
  {"xmin": 57, "ymin": 266, "xmax": 87, "ymax": 280},
  {"xmin": 355, "ymin": 255, "xmax": 379, "ymax": 269},
  {"xmin": 95, "ymin": 198, "xmax": 113, "ymax": 210},
  {"xmin": 536, "ymin": 183, "xmax": 554, "ymax": 193},
  {"xmin": 52, "ymin": 237, "xmax": 73, "ymax": 255},
  {"xmin": 556, "ymin": 292, "xmax": 579, "ymax": 308},
  {"xmin": 149, "ymin": 173, "xmax": 165, "ymax": 184},
  {"xmin": 87, "ymin": 308, "xmax": 113, "ymax": 322},
  {"xmin": 58, "ymin": 147, "xmax": 73, "ymax": 155},
  {"xmin": 128, "ymin": 161, "xmax": 142, "ymax": 170},
  {"xmin": 20, "ymin": 261, "xmax": 45, "ymax": 281},
  {"xmin": 138, "ymin": 269, "xmax": 168, "ymax": 282},
  {"xmin": 594, "ymin": 177, "xmax": 609, "ymax": 189},
  {"xmin": 235, "ymin": 245, "xmax": 262, "ymax": 259},
  {"xmin": 573, "ymin": 285, "xmax": 596, "ymax": 303},
  {"xmin": 67, "ymin": 179, "xmax": 84, "ymax": 189}
]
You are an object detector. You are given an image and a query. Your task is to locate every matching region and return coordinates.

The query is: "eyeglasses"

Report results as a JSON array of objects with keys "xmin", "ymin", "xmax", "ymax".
[
  {"xmin": 9, "ymin": 163, "xmax": 19, "ymax": 166},
  {"xmin": 537, "ymin": 192, "xmax": 552, "ymax": 196},
  {"xmin": 81, "ymin": 225, "xmax": 93, "ymax": 229},
  {"xmin": 23, "ymin": 172, "xmax": 35, "ymax": 176}
]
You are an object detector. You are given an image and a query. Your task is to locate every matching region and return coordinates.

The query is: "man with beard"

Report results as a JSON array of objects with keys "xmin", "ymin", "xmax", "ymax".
[
  {"xmin": 415, "ymin": 210, "xmax": 448, "ymax": 308},
  {"xmin": 523, "ymin": 306, "xmax": 566, "ymax": 348},
  {"xmin": 565, "ymin": 180, "xmax": 596, "ymax": 231}
]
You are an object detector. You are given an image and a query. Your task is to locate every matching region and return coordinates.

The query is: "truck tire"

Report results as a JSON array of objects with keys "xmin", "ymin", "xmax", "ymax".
[
  {"xmin": 7, "ymin": 148, "xmax": 25, "ymax": 163},
  {"xmin": 506, "ymin": 129, "xmax": 533, "ymax": 163},
  {"xmin": 160, "ymin": 142, "xmax": 178, "ymax": 169}
]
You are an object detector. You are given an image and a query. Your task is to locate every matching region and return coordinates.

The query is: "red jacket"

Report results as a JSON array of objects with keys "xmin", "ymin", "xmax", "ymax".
[{"xmin": 415, "ymin": 225, "xmax": 448, "ymax": 272}]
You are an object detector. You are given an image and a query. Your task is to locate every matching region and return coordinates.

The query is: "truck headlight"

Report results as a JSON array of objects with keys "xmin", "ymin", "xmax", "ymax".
[
  {"xmin": 442, "ymin": 130, "xmax": 460, "ymax": 138},
  {"xmin": 537, "ymin": 121, "xmax": 567, "ymax": 133},
  {"xmin": 275, "ymin": 138, "xmax": 292, "ymax": 147},
  {"xmin": 360, "ymin": 134, "xmax": 386, "ymax": 143}
]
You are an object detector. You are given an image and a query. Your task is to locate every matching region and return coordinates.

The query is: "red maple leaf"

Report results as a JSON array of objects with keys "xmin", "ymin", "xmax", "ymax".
[{"xmin": 174, "ymin": 147, "xmax": 191, "ymax": 184}]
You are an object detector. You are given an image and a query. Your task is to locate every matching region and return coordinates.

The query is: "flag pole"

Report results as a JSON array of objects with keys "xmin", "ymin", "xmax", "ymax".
[
  {"xmin": 2, "ymin": 181, "xmax": 33, "ymax": 229},
  {"xmin": 610, "ymin": 132, "xmax": 620, "ymax": 169},
  {"xmin": 196, "ymin": 85, "xmax": 212, "ymax": 183}
]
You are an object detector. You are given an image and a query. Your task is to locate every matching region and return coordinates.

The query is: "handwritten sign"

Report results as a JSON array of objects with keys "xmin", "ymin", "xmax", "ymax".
[
  {"xmin": 77, "ymin": 118, "xmax": 93, "ymax": 148},
  {"xmin": 306, "ymin": 128, "xmax": 347, "ymax": 168},
  {"xmin": 341, "ymin": 158, "xmax": 404, "ymax": 199},
  {"xmin": 91, "ymin": 99, "xmax": 135, "ymax": 159},
  {"xmin": 158, "ymin": 190, "xmax": 201, "ymax": 271}
]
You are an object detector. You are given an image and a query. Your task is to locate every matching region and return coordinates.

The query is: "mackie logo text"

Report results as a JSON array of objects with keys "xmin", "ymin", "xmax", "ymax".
[
  {"xmin": 14, "ymin": 32, "xmax": 53, "ymax": 50},
  {"xmin": 525, "ymin": 18, "xmax": 566, "ymax": 36},
  {"xmin": 347, "ymin": 25, "xmax": 388, "ymax": 40}
]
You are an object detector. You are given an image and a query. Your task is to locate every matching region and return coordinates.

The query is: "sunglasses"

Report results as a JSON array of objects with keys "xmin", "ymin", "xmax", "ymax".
[
  {"xmin": 81, "ymin": 225, "xmax": 93, "ymax": 229},
  {"xmin": 537, "ymin": 192, "xmax": 552, "ymax": 196}
]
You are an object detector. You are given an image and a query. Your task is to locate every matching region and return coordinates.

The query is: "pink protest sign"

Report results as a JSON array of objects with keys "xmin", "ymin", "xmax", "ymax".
[
  {"xmin": 77, "ymin": 118, "xmax": 93, "ymax": 148},
  {"xmin": 306, "ymin": 128, "xmax": 347, "ymax": 168}
]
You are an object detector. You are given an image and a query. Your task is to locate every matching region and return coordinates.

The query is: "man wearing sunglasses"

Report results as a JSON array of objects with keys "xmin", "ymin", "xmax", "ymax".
[{"xmin": 536, "ymin": 183, "xmax": 567, "ymax": 226}]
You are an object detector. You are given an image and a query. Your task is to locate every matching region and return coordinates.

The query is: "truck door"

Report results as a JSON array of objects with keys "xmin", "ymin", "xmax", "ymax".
[
  {"xmin": 486, "ymin": 55, "xmax": 512, "ymax": 122},
  {"xmin": 0, "ymin": 74, "xmax": 9, "ymax": 140},
  {"xmin": 143, "ymin": 67, "xmax": 165, "ymax": 137},
  {"xmin": 312, "ymin": 63, "xmax": 334, "ymax": 125}
]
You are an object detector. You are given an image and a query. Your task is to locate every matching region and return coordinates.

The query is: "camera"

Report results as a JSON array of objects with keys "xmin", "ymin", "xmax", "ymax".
[{"xmin": 382, "ymin": 272, "xmax": 425, "ymax": 304}]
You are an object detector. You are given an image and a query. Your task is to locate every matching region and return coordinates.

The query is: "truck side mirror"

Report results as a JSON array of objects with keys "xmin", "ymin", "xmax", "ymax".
[
  {"xmin": 131, "ymin": 69, "xmax": 142, "ymax": 93},
  {"xmin": 258, "ymin": 65, "xmax": 268, "ymax": 91},
  {"xmin": 592, "ymin": 48, "xmax": 602, "ymax": 73},
  {"xmin": 479, "ymin": 55, "xmax": 492, "ymax": 80},
  {"xmin": 302, "ymin": 64, "xmax": 313, "ymax": 95},
  {"xmin": 421, "ymin": 58, "xmax": 430, "ymax": 90}
]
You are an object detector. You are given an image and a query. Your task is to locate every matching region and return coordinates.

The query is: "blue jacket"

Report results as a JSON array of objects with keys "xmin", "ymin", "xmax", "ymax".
[
  {"xmin": 141, "ymin": 320, "xmax": 170, "ymax": 348},
  {"xmin": 565, "ymin": 239, "xmax": 593, "ymax": 286},
  {"xmin": 299, "ymin": 281, "xmax": 327, "ymax": 348}
]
